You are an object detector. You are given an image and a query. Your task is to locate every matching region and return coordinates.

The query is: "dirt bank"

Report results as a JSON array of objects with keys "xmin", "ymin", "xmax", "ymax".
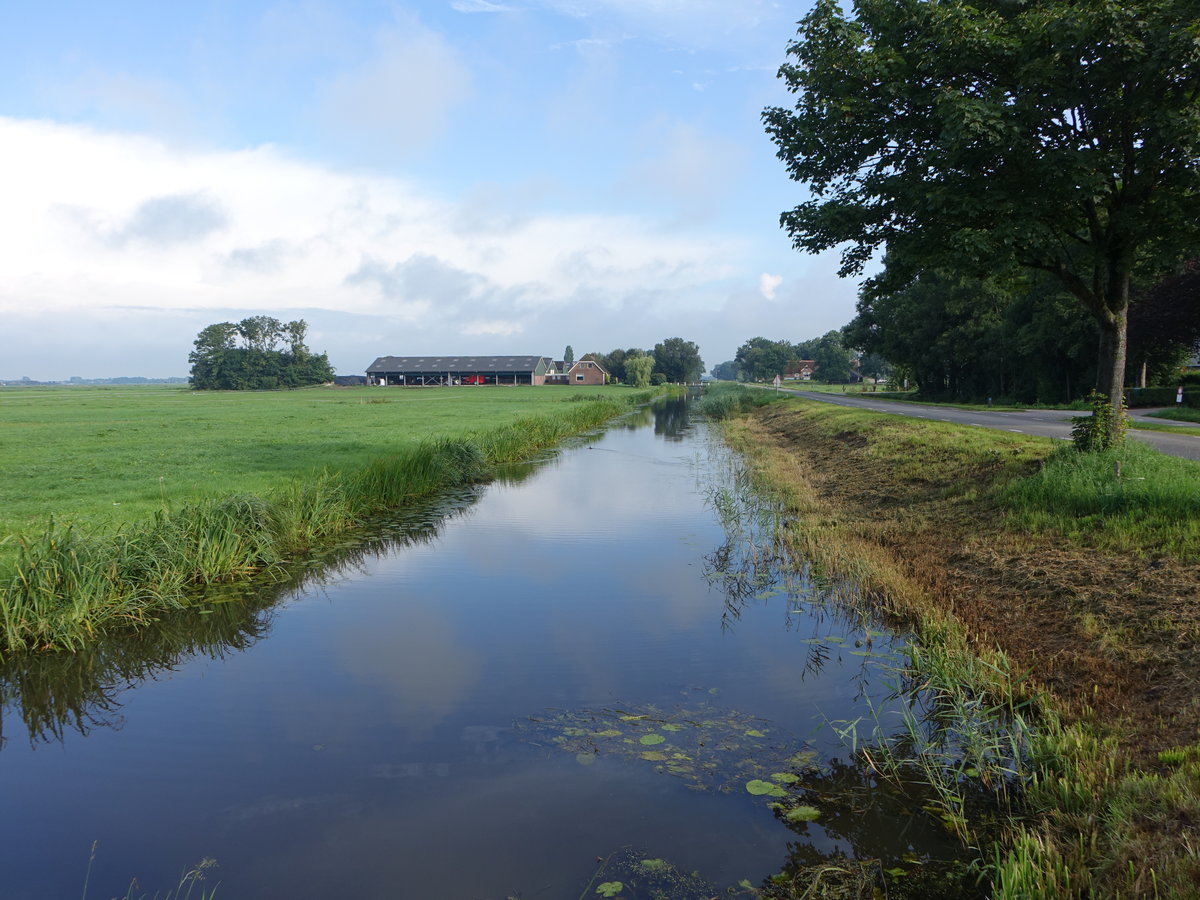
[{"xmin": 740, "ymin": 400, "xmax": 1200, "ymax": 762}]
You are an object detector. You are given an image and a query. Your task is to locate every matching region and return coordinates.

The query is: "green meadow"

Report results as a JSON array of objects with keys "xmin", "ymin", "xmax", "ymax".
[
  {"xmin": 0, "ymin": 384, "xmax": 633, "ymax": 537},
  {"xmin": 0, "ymin": 383, "xmax": 649, "ymax": 651}
]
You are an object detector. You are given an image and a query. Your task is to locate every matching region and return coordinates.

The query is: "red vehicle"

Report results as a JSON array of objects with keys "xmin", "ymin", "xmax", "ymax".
[{"xmin": 462, "ymin": 375, "xmax": 485, "ymax": 385}]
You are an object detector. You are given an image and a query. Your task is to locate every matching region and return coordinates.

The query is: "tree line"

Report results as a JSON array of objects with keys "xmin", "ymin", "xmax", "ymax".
[
  {"xmin": 584, "ymin": 337, "xmax": 704, "ymax": 386},
  {"xmin": 763, "ymin": 0, "xmax": 1200, "ymax": 434},
  {"xmin": 189, "ymin": 317, "xmax": 334, "ymax": 390}
]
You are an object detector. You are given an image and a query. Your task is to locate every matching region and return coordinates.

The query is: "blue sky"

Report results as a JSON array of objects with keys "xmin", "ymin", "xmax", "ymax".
[{"xmin": 0, "ymin": 0, "xmax": 859, "ymax": 379}]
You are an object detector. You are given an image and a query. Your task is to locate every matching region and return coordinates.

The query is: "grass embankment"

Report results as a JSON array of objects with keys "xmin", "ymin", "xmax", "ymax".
[
  {"xmin": 704, "ymin": 384, "xmax": 1200, "ymax": 898},
  {"xmin": 0, "ymin": 384, "xmax": 656, "ymax": 653}
]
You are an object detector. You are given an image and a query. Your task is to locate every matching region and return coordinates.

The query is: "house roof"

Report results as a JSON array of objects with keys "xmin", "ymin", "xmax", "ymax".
[{"xmin": 367, "ymin": 355, "xmax": 549, "ymax": 373}]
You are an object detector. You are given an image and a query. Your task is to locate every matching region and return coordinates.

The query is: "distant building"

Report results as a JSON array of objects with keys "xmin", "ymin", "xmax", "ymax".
[
  {"xmin": 366, "ymin": 355, "xmax": 555, "ymax": 386},
  {"xmin": 544, "ymin": 358, "xmax": 608, "ymax": 385}
]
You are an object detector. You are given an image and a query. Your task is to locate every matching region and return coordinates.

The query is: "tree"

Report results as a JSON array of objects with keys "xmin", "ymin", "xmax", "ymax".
[
  {"xmin": 764, "ymin": 0, "xmax": 1200, "ymax": 438},
  {"xmin": 625, "ymin": 356, "xmax": 654, "ymax": 388},
  {"xmin": 810, "ymin": 330, "xmax": 853, "ymax": 383},
  {"xmin": 563, "ymin": 345, "xmax": 574, "ymax": 366},
  {"xmin": 711, "ymin": 360, "xmax": 739, "ymax": 381},
  {"xmin": 188, "ymin": 318, "xmax": 333, "ymax": 390},
  {"xmin": 734, "ymin": 337, "xmax": 792, "ymax": 382},
  {"xmin": 652, "ymin": 337, "xmax": 704, "ymax": 383}
]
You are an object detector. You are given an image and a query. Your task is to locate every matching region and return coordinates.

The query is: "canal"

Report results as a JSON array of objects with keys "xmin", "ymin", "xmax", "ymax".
[{"xmin": 0, "ymin": 396, "xmax": 961, "ymax": 898}]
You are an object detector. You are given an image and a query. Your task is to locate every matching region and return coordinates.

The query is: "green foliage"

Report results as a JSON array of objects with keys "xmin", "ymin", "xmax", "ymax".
[
  {"xmin": 1070, "ymin": 391, "xmax": 1128, "ymax": 452},
  {"xmin": 734, "ymin": 337, "xmax": 792, "ymax": 382},
  {"xmin": 563, "ymin": 344, "xmax": 574, "ymax": 366},
  {"xmin": 765, "ymin": 0, "xmax": 1200, "ymax": 415},
  {"xmin": 625, "ymin": 356, "xmax": 653, "ymax": 388},
  {"xmin": 697, "ymin": 383, "xmax": 789, "ymax": 420},
  {"xmin": 652, "ymin": 336, "xmax": 704, "ymax": 383},
  {"xmin": 189, "ymin": 317, "xmax": 333, "ymax": 390},
  {"xmin": 710, "ymin": 360, "xmax": 738, "ymax": 381}
]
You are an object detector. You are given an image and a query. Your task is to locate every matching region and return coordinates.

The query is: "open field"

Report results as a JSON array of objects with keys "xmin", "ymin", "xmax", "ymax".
[
  {"xmin": 0, "ymin": 384, "xmax": 635, "ymax": 538},
  {"xmin": 720, "ymin": 393, "xmax": 1200, "ymax": 898},
  {"xmin": 0, "ymin": 383, "xmax": 652, "ymax": 651}
]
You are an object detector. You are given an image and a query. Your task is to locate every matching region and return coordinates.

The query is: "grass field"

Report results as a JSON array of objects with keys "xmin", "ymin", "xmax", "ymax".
[
  {"xmin": 0, "ymin": 383, "xmax": 653, "ymax": 651},
  {"xmin": 0, "ymin": 383, "xmax": 635, "ymax": 538}
]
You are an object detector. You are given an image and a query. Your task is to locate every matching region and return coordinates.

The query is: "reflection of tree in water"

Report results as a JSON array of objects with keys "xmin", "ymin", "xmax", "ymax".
[
  {"xmin": 0, "ymin": 489, "xmax": 478, "ymax": 749},
  {"xmin": 762, "ymin": 756, "xmax": 983, "ymax": 899},
  {"xmin": 651, "ymin": 396, "xmax": 691, "ymax": 440}
]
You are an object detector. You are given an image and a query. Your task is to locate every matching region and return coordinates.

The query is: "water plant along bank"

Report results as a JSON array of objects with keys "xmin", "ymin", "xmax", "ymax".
[{"xmin": 711, "ymin": 386, "xmax": 1200, "ymax": 898}]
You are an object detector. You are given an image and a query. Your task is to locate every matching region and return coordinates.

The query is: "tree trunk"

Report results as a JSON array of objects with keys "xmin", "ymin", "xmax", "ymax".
[{"xmin": 1097, "ymin": 276, "xmax": 1131, "ymax": 444}]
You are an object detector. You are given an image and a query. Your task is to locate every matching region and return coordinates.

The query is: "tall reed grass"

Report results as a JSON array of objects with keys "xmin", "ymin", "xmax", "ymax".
[{"xmin": 0, "ymin": 394, "xmax": 640, "ymax": 654}]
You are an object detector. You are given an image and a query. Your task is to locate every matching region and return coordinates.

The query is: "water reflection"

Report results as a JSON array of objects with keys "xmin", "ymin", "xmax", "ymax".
[
  {"xmin": 0, "ymin": 395, "xmax": 982, "ymax": 899},
  {"xmin": 0, "ymin": 490, "xmax": 478, "ymax": 749}
]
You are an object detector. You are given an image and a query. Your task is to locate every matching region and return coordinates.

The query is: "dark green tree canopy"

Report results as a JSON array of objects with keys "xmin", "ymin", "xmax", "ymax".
[
  {"xmin": 652, "ymin": 337, "xmax": 704, "ymax": 383},
  {"xmin": 563, "ymin": 345, "xmax": 574, "ymax": 366},
  {"xmin": 188, "ymin": 317, "xmax": 333, "ymax": 390},
  {"xmin": 764, "ymin": 0, "xmax": 1200, "ymax": 423},
  {"xmin": 734, "ymin": 337, "xmax": 792, "ymax": 382}
]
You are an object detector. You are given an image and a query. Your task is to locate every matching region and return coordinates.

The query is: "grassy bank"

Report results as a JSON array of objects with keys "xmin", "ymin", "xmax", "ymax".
[
  {"xmin": 0, "ymin": 385, "xmax": 658, "ymax": 653},
  {"xmin": 718, "ymin": 395, "xmax": 1200, "ymax": 898}
]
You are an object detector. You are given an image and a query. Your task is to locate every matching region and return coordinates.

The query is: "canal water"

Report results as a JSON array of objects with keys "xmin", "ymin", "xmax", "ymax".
[{"xmin": 0, "ymin": 397, "xmax": 960, "ymax": 899}]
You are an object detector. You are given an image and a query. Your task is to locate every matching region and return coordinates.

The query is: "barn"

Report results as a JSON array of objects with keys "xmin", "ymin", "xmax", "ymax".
[{"xmin": 366, "ymin": 355, "xmax": 555, "ymax": 386}]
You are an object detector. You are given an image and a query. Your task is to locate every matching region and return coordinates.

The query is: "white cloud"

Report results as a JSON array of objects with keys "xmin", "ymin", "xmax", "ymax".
[
  {"xmin": 759, "ymin": 272, "xmax": 782, "ymax": 300},
  {"xmin": 0, "ymin": 116, "xmax": 762, "ymax": 376},
  {"xmin": 318, "ymin": 16, "xmax": 472, "ymax": 156}
]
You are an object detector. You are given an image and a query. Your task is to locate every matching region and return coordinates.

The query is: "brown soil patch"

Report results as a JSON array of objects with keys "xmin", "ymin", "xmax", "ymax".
[{"xmin": 751, "ymin": 404, "xmax": 1200, "ymax": 762}]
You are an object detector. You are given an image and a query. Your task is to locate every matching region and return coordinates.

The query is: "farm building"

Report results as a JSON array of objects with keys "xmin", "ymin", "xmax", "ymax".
[
  {"xmin": 545, "ymin": 358, "xmax": 609, "ymax": 385},
  {"xmin": 366, "ymin": 356, "xmax": 555, "ymax": 386}
]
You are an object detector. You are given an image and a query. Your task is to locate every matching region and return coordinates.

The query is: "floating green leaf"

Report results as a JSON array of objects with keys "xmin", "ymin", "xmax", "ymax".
[
  {"xmin": 786, "ymin": 805, "xmax": 821, "ymax": 822},
  {"xmin": 593, "ymin": 729, "xmax": 622, "ymax": 738},
  {"xmin": 745, "ymin": 779, "xmax": 786, "ymax": 797},
  {"xmin": 640, "ymin": 859, "xmax": 666, "ymax": 871},
  {"xmin": 639, "ymin": 734, "xmax": 666, "ymax": 746},
  {"xmin": 576, "ymin": 752, "xmax": 597, "ymax": 766},
  {"xmin": 640, "ymin": 751, "xmax": 668, "ymax": 761},
  {"xmin": 745, "ymin": 729, "xmax": 767, "ymax": 738},
  {"xmin": 596, "ymin": 882, "xmax": 623, "ymax": 897},
  {"xmin": 770, "ymin": 772, "xmax": 800, "ymax": 784}
]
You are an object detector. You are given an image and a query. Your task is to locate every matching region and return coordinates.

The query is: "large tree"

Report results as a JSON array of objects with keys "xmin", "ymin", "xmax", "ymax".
[
  {"xmin": 188, "ymin": 318, "xmax": 333, "ymax": 390},
  {"xmin": 652, "ymin": 337, "xmax": 705, "ymax": 383},
  {"xmin": 764, "ymin": 0, "xmax": 1200, "ymax": 437},
  {"xmin": 734, "ymin": 337, "xmax": 793, "ymax": 382}
]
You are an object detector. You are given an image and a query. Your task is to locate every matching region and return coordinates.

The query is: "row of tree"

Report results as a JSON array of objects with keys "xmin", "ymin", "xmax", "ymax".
[
  {"xmin": 189, "ymin": 317, "xmax": 334, "ymax": 390},
  {"xmin": 844, "ymin": 267, "xmax": 1200, "ymax": 404},
  {"xmin": 710, "ymin": 333, "xmax": 890, "ymax": 385},
  {"xmin": 585, "ymin": 337, "xmax": 705, "ymax": 386},
  {"xmin": 763, "ymin": 0, "xmax": 1200, "ymax": 432}
]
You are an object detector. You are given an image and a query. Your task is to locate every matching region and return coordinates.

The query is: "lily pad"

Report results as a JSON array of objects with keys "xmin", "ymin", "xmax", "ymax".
[
  {"xmin": 576, "ymin": 752, "xmax": 598, "ymax": 766},
  {"xmin": 640, "ymin": 751, "xmax": 669, "ymax": 761},
  {"xmin": 745, "ymin": 729, "xmax": 767, "ymax": 738},
  {"xmin": 596, "ymin": 882, "xmax": 624, "ymax": 897},
  {"xmin": 639, "ymin": 734, "xmax": 666, "ymax": 746},
  {"xmin": 786, "ymin": 805, "xmax": 821, "ymax": 822},
  {"xmin": 745, "ymin": 779, "xmax": 786, "ymax": 797},
  {"xmin": 770, "ymin": 772, "xmax": 800, "ymax": 784}
]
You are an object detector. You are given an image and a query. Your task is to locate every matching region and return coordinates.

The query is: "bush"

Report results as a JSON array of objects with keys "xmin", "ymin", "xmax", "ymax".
[{"xmin": 1070, "ymin": 391, "xmax": 1128, "ymax": 452}]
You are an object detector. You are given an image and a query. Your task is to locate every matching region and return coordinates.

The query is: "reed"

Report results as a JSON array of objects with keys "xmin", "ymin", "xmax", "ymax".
[{"xmin": 0, "ymin": 393, "xmax": 649, "ymax": 654}]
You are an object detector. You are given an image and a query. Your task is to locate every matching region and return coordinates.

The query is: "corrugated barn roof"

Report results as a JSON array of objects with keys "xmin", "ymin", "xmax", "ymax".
[{"xmin": 367, "ymin": 356, "xmax": 548, "ymax": 373}]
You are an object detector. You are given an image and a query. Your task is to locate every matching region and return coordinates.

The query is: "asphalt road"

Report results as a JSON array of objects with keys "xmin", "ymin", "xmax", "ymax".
[{"xmin": 780, "ymin": 389, "xmax": 1200, "ymax": 461}]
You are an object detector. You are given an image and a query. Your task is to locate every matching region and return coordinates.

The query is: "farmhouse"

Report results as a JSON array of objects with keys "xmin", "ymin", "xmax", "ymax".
[
  {"xmin": 366, "ymin": 356, "xmax": 555, "ymax": 386},
  {"xmin": 544, "ymin": 358, "xmax": 609, "ymax": 385}
]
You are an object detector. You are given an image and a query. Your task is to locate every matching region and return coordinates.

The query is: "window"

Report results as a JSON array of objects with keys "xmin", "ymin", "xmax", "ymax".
[{"xmin": 576, "ymin": 374, "xmax": 584, "ymax": 381}]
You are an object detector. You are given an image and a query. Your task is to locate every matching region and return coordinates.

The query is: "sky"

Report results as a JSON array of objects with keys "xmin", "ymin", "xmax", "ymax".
[{"xmin": 0, "ymin": 0, "xmax": 860, "ymax": 380}]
